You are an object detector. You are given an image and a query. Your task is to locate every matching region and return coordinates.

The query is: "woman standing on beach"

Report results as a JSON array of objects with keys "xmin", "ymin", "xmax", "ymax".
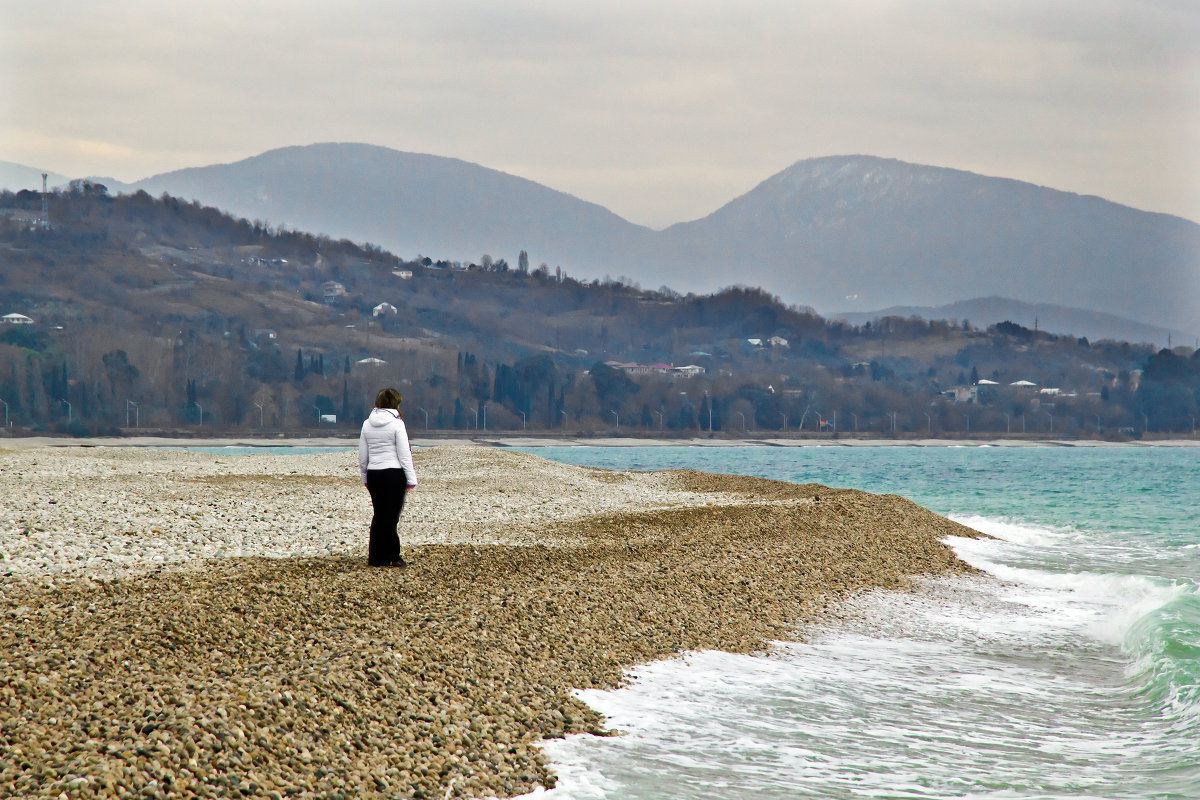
[{"xmin": 358, "ymin": 387, "xmax": 418, "ymax": 567}]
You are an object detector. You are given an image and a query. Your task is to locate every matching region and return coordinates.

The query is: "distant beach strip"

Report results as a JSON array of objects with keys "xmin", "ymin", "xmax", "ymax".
[{"xmin": 0, "ymin": 445, "xmax": 982, "ymax": 799}]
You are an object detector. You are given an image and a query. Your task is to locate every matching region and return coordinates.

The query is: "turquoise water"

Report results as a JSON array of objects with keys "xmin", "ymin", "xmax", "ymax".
[{"xmin": 514, "ymin": 446, "xmax": 1200, "ymax": 800}]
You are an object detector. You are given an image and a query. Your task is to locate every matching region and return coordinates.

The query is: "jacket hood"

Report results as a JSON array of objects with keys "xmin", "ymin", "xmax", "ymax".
[{"xmin": 368, "ymin": 408, "xmax": 400, "ymax": 427}]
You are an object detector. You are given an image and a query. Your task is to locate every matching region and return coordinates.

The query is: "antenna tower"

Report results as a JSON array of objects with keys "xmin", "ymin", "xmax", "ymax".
[{"xmin": 41, "ymin": 173, "xmax": 48, "ymax": 228}]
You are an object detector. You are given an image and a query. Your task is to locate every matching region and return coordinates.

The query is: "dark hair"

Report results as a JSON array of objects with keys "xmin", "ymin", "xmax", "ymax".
[{"xmin": 375, "ymin": 387, "xmax": 402, "ymax": 414}]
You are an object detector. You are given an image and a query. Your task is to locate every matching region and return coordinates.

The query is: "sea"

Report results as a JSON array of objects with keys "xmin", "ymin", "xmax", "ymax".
[{"xmin": 505, "ymin": 445, "xmax": 1200, "ymax": 800}]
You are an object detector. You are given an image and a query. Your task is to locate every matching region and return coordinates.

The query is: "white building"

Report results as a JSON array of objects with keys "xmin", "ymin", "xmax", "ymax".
[
  {"xmin": 946, "ymin": 386, "xmax": 978, "ymax": 403},
  {"xmin": 606, "ymin": 361, "xmax": 671, "ymax": 376},
  {"xmin": 2, "ymin": 313, "xmax": 33, "ymax": 325}
]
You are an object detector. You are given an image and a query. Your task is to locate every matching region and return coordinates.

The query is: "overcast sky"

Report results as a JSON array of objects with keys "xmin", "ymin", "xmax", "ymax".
[{"xmin": 4, "ymin": 0, "xmax": 1198, "ymax": 229}]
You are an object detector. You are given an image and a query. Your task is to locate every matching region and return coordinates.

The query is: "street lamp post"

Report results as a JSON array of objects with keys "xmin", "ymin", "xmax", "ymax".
[
  {"xmin": 194, "ymin": 401, "xmax": 202, "ymax": 426},
  {"xmin": 779, "ymin": 411, "xmax": 787, "ymax": 431},
  {"xmin": 60, "ymin": 398, "xmax": 71, "ymax": 424},
  {"xmin": 314, "ymin": 405, "xmax": 322, "ymax": 425},
  {"xmin": 482, "ymin": 402, "xmax": 487, "ymax": 431},
  {"xmin": 1046, "ymin": 411, "xmax": 1054, "ymax": 433},
  {"xmin": 518, "ymin": 410, "xmax": 526, "ymax": 430},
  {"xmin": 419, "ymin": 407, "xmax": 429, "ymax": 430},
  {"xmin": 472, "ymin": 409, "xmax": 479, "ymax": 429},
  {"xmin": 0, "ymin": 397, "xmax": 8, "ymax": 429},
  {"xmin": 561, "ymin": 409, "xmax": 568, "ymax": 432},
  {"xmin": 126, "ymin": 399, "xmax": 138, "ymax": 428},
  {"xmin": 611, "ymin": 410, "xmax": 619, "ymax": 432},
  {"xmin": 254, "ymin": 402, "xmax": 264, "ymax": 429},
  {"xmin": 1004, "ymin": 412, "xmax": 1011, "ymax": 434},
  {"xmin": 737, "ymin": 411, "xmax": 746, "ymax": 433},
  {"xmin": 850, "ymin": 412, "xmax": 857, "ymax": 433},
  {"xmin": 656, "ymin": 409, "xmax": 664, "ymax": 432},
  {"xmin": 888, "ymin": 411, "xmax": 897, "ymax": 434},
  {"xmin": 923, "ymin": 411, "xmax": 932, "ymax": 435}
]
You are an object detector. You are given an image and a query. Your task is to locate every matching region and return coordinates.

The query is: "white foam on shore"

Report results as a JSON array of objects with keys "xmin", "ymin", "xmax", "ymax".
[{"xmin": 522, "ymin": 516, "xmax": 1195, "ymax": 799}]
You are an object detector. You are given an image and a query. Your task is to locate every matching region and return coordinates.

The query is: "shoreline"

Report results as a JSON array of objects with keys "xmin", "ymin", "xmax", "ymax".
[
  {"xmin": 0, "ymin": 445, "xmax": 987, "ymax": 798},
  {"xmin": 3, "ymin": 433, "xmax": 1199, "ymax": 449}
]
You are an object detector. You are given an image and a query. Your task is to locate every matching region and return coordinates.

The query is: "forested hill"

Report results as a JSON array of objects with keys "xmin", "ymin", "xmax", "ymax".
[{"xmin": 1, "ymin": 185, "xmax": 1196, "ymax": 438}]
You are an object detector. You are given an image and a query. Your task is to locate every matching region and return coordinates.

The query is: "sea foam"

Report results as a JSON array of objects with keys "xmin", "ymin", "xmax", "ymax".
[{"xmin": 524, "ymin": 513, "xmax": 1198, "ymax": 799}]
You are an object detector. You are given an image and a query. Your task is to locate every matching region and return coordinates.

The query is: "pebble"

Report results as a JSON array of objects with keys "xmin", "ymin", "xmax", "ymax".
[{"xmin": 0, "ymin": 444, "xmax": 983, "ymax": 798}]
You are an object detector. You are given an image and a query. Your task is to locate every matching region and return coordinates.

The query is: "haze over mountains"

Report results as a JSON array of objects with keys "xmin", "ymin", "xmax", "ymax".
[
  {"xmin": 0, "ymin": 161, "xmax": 69, "ymax": 192},
  {"xmin": 835, "ymin": 297, "xmax": 1189, "ymax": 350},
  {"xmin": 10, "ymin": 143, "xmax": 1199, "ymax": 342}
]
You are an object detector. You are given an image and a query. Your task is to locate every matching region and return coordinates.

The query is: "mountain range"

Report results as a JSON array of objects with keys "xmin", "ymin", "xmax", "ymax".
[
  {"xmin": 834, "ymin": 297, "xmax": 1190, "ymax": 349},
  {"xmin": 0, "ymin": 161, "xmax": 69, "ymax": 192},
  {"xmin": 8, "ymin": 143, "xmax": 1199, "ymax": 342}
]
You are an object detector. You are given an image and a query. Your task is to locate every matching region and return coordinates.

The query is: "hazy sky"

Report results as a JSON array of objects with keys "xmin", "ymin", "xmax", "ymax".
[{"xmin": 4, "ymin": 0, "xmax": 1198, "ymax": 229}]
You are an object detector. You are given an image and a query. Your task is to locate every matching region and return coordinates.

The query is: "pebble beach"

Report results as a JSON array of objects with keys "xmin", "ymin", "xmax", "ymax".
[{"xmin": 1, "ymin": 445, "xmax": 983, "ymax": 799}]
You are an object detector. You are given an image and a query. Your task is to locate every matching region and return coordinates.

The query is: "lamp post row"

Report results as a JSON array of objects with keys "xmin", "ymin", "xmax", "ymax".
[{"xmin": 0, "ymin": 395, "xmax": 1178, "ymax": 437}]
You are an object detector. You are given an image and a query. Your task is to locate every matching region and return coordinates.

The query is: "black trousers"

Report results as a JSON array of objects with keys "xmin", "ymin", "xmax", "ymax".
[{"xmin": 365, "ymin": 468, "xmax": 408, "ymax": 565}]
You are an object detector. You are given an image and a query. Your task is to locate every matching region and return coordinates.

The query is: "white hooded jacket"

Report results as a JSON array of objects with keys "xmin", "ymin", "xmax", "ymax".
[{"xmin": 358, "ymin": 407, "xmax": 417, "ymax": 486}]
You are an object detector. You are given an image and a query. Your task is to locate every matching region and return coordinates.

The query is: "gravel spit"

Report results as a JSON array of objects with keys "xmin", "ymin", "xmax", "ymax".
[{"xmin": 1, "ymin": 445, "xmax": 983, "ymax": 798}]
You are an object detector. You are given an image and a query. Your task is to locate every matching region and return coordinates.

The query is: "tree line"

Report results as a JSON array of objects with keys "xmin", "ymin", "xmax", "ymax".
[{"xmin": 0, "ymin": 186, "xmax": 1194, "ymax": 438}]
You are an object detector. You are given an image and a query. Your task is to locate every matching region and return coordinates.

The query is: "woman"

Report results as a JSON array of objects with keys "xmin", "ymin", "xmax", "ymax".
[{"xmin": 358, "ymin": 387, "xmax": 418, "ymax": 567}]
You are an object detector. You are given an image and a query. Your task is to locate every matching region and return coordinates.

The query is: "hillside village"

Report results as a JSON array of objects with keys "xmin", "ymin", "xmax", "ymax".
[{"xmin": 1, "ymin": 185, "xmax": 1198, "ymax": 439}]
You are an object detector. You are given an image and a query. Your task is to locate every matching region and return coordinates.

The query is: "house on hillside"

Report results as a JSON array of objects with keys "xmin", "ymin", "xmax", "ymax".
[
  {"xmin": 944, "ymin": 385, "xmax": 978, "ymax": 403},
  {"xmin": 392, "ymin": 269, "xmax": 413, "ymax": 280},
  {"xmin": 673, "ymin": 365, "xmax": 706, "ymax": 378},
  {"xmin": 606, "ymin": 361, "xmax": 672, "ymax": 376},
  {"xmin": 2, "ymin": 313, "xmax": 33, "ymax": 325},
  {"xmin": 322, "ymin": 281, "xmax": 347, "ymax": 301},
  {"xmin": 372, "ymin": 302, "xmax": 398, "ymax": 317},
  {"xmin": 768, "ymin": 336, "xmax": 789, "ymax": 348}
]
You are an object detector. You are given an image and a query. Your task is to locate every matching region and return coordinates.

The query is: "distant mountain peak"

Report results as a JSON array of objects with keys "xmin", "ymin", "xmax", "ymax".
[{"xmin": 773, "ymin": 154, "xmax": 945, "ymax": 184}]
